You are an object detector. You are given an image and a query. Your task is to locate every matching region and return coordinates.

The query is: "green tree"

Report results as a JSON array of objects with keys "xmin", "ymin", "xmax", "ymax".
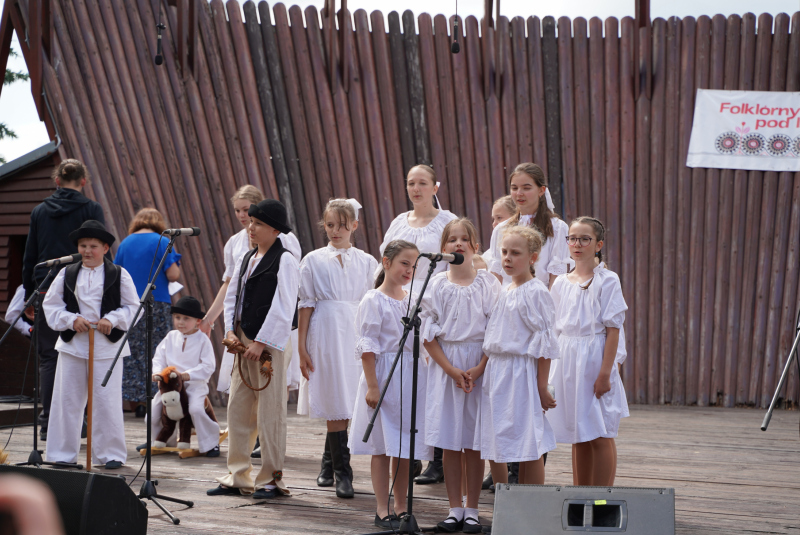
[{"xmin": 1, "ymin": 48, "xmax": 30, "ymax": 164}]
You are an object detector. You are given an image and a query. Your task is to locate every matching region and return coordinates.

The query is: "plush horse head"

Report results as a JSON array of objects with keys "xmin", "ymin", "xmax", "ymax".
[{"xmin": 155, "ymin": 366, "xmax": 187, "ymax": 424}]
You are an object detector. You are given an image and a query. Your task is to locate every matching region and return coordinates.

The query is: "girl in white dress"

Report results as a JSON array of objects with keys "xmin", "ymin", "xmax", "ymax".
[
  {"xmin": 488, "ymin": 163, "xmax": 570, "ymax": 289},
  {"xmin": 297, "ymin": 199, "xmax": 378, "ymax": 499},
  {"xmin": 349, "ymin": 240, "xmax": 434, "ymax": 530},
  {"xmin": 480, "ymin": 195, "xmax": 516, "ymax": 269},
  {"xmin": 479, "ymin": 226, "xmax": 559, "ymax": 485},
  {"xmin": 421, "ymin": 219, "xmax": 500, "ymax": 534},
  {"xmin": 548, "ymin": 217, "xmax": 628, "ymax": 486},
  {"xmin": 199, "ymin": 185, "xmax": 301, "ymax": 394},
  {"xmin": 379, "ymin": 165, "xmax": 458, "ymax": 290}
]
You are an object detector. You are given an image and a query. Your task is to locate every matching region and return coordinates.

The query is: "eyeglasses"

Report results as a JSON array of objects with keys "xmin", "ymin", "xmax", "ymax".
[{"xmin": 565, "ymin": 236, "xmax": 594, "ymax": 246}]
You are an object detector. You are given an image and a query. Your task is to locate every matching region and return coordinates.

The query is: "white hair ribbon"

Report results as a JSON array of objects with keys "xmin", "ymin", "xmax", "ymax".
[
  {"xmin": 435, "ymin": 181, "xmax": 443, "ymax": 209},
  {"xmin": 346, "ymin": 198, "xmax": 362, "ymax": 221},
  {"xmin": 545, "ymin": 188, "xmax": 555, "ymax": 211}
]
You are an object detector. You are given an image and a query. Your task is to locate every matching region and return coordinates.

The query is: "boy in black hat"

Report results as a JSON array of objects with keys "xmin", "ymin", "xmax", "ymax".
[
  {"xmin": 208, "ymin": 199, "xmax": 299, "ymax": 499},
  {"xmin": 148, "ymin": 296, "xmax": 220, "ymax": 456},
  {"xmin": 42, "ymin": 220, "xmax": 139, "ymax": 469}
]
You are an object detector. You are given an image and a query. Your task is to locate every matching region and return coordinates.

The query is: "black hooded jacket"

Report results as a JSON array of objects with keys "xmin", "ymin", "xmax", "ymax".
[{"xmin": 22, "ymin": 188, "xmax": 105, "ymax": 298}]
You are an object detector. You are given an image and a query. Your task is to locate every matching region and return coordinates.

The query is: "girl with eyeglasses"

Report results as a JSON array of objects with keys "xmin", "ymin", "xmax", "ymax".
[{"xmin": 547, "ymin": 216, "xmax": 629, "ymax": 487}]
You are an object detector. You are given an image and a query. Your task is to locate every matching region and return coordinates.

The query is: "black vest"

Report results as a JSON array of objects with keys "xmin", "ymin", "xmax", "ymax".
[
  {"xmin": 60, "ymin": 258, "xmax": 126, "ymax": 343},
  {"xmin": 235, "ymin": 239, "xmax": 298, "ymax": 341}
]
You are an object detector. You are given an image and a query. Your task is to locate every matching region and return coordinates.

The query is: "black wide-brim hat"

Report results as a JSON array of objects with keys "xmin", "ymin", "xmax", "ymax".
[
  {"xmin": 171, "ymin": 296, "xmax": 205, "ymax": 319},
  {"xmin": 69, "ymin": 220, "xmax": 116, "ymax": 247},
  {"xmin": 248, "ymin": 199, "xmax": 292, "ymax": 235}
]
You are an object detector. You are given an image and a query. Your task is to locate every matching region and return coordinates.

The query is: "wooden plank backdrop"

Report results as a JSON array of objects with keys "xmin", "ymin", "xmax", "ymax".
[{"xmin": 6, "ymin": 0, "xmax": 800, "ymax": 408}]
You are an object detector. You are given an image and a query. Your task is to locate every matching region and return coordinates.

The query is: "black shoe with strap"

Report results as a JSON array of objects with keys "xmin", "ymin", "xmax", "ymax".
[
  {"xmin": 436, "ymin": 516, "xmax": 463, "ymax": 533},
  {"xmin": 463, "ymin": 516, "xmax": 483, "ymax": 534},
  {"xmin": 317, "ymin": 435, "xmax": 334, "ymax": 487},
  {"xmin": 374, "ymin": 513, "xmax": 400, "ymax": 529}
]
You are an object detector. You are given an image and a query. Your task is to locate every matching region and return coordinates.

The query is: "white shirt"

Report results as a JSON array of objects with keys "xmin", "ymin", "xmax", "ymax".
[
  {"xmin": 354, "ymin": 290, "xmax": 415, "ymax": 359},
  {"xmin": 222, "ymin": 228, "xmax": 301, "ymax": 281},
  {"xmin": 378, "ymin": 210, "xmax": 458, "ymax": 284},
  {"xmin": 482, "ymin": 277, "xmax": 560, "ymax": 360},
  {"xmin": 298, "ymin": 245, "xmax": 379, "ymax": 308},
  {"xmin": 223, "ymin": 248, "xmax": 300, "ymax": 352},
  {"xmin": 420, "ymin": 270, "xmax": 501, "ymax": 344},
  {"xmin": 152, "ymin": 329, "xmax": 217, "ymax": 383},
  {"xmin": 5, "ymin": 285, "xmax": 32, "ymax": 337},
  {"xmin": 489, "ymin": 215, "xmax": 571, "ymax": 287},
  {"xmin": 43, "ymin": 264, "xmax": 140, "ymax": 359}
]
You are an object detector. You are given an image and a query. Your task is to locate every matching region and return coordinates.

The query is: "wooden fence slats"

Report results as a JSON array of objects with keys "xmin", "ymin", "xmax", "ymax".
[
  {"xmin": 22, "ymin": 2, "xmax": 800, "ymax": 409},
  {"xmin": 646, "ymin": 17, "xmax": 666, "ymax": 405}
]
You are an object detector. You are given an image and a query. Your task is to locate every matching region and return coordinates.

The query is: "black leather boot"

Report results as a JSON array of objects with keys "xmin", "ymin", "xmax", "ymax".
[
  {"xmin": 414, "ymin": 447, "xmax": 444, "ymax": 484},
  {"xmin": 317, "ymin": 435, "xmax": 334, "ymax": 487},
  {"xmin": 328, "ymin": 430, "xmax": 354, "ymax": 498},
  {"xmin": 508, "ymin": 462, "xmax": 519, "ymax": 484}
]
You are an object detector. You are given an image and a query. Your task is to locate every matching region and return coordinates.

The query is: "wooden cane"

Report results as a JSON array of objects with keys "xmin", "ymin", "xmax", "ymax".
[{"xmin": 87, "ymin": 325, "xmax": 96, "ymax": 472}]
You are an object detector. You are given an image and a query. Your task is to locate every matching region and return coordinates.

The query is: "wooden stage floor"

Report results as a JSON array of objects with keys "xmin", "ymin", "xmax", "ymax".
[{"xmin": 2, "ymin": 403, "xmax": 799, "ymax": 534}]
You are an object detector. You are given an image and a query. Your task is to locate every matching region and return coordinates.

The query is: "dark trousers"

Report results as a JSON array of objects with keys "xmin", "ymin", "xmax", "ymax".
[{"xmin": 36, "ymin": 320, "xmax": 60, "ymax": 430}]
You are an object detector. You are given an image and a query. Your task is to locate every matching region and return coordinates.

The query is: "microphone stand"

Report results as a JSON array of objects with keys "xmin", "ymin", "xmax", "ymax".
[
  {"xmin": 761, "ymin": 306, "xmax": 800, "ymax": 431},
  {"xmin": 360, "ymin": 258, "xmax": 439, "ymax": 535},
  {"xmin": 0, "ymin": 266, "xmax": 82, "ymax": 469},
  {"xmin": 102, "ymin": 234, "xmax": 192, "ymax": 524}
]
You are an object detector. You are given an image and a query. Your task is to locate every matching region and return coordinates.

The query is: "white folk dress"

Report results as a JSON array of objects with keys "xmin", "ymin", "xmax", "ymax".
[
  {"xmin": 378, "ymin": 209, "xmax": 458, "ymax": 289},
  {"xmin": 296, "ymin": 245, "xmax": 378, "ymax": 420},
  {"xmin": 217, "ymin": 229, "xmax": 302, "ymax": 393},
  {"xmin": 421, "ymin": 270, "xmax": 501, "ymax": 451},
  {"xmin": 547, "ymin": 263, "xmax": 629, "ymax": 443},
  {"xmin": 477, "ymin": 278, "xmax": 560, "ymax": 462},
  {"xmin": 489, "ymin": 215, "xmax": 571, "ymax": 288},
  {"xmin": 348, "ymin": 290, "xmax": 434, "ymax": 460}
]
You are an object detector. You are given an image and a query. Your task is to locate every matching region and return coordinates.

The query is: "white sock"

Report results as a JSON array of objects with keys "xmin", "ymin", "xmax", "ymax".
[
  {"xmin": 264, "ymin": 484, "xmax": 277, "ymax": 490},
  {"xmin": 464, "ymin": 508, "xmax": 479, "ymax": 521},
  {"xmin": 462, "ymin": 495, "xmax": 468, "ymax": 507},
  {"xmin": 444, "ymin": 507, "xmax": 464, "ymax": 523}
]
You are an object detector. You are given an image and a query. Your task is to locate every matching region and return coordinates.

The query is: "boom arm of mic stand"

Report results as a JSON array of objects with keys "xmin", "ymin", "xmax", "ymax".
[
  {"xmin": 0, "ymin": 267, "xmax": 58, "ymax": 350},
  {"xmin": 761, "ymin": 310, "xmax": 800, "ymax": 431},
  {"xmin": 102, "ymin": 236, "xmax": 178, "ymax": 387},
  {"xmin": 362, "ymin": 260, "xmax": 438, "ymax": 442}
]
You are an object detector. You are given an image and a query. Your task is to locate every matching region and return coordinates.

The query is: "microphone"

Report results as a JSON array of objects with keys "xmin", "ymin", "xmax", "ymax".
[
  {"xmin": 419, "ymin": 252, "xmax": 464, "ymax": 265},
  {"xmin": 162, "ymin": 227, "xmax": 201, "ymax": 237},
  {"xmin": 36, "ymin": 253, "xmax": 83, "ymax": 268},
  {"xmin": 451, "ymin": 19, "xmax": 460, "ymax": 54},
  {"xmin": 155, "ymin": 22, "xmax": 165, "ymax": 65}
]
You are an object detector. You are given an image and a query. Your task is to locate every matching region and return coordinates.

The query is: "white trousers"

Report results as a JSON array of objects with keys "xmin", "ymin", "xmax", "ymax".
[
  {"xmin": 45, "ymin": 352, "xmax": 127, "ymax": 465},
  {"xmin": 150, "ymin": 382, "xmax": 220, "ymax": 452}
]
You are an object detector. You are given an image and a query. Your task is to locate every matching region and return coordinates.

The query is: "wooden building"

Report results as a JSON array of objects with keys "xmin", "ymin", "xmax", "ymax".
[{"xmin": 1, "ymin": 0, "xmax": 798, "ymax": 408}]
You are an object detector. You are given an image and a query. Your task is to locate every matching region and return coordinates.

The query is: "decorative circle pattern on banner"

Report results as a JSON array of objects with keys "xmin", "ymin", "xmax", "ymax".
[
  {"xmin": 715, "ymin": 132, "xmax": 739, "ymax": 154},
  {"xmin": 741, "ymin": 133, "xmax": 765, "ymax": 155},
  {"xmin": 793, "ymin": 136, "xmax": 800, "ymax": 156},
  {"xmin": 766, "ymin": 134, "xmax": 791, "ymax": 156}
]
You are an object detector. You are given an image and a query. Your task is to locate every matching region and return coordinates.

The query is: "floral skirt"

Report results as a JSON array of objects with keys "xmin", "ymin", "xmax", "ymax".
[{"xmin": 122, "ymin": 300, "xmax": 172, "ymax": 402}]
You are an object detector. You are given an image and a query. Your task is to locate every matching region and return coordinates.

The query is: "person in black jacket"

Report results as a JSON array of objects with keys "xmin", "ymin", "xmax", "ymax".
[{"xmin": 21, "ymin": 159, "xmax": 105, "ymax": 441}]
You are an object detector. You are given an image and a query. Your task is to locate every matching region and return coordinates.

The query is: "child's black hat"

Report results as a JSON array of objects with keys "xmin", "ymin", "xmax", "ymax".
[
  {"xmin": 248, "ymin": 199, "xmax": 292, "ymax": 234},
  {"xmin": 69, "ymin": 220, "xmax": 116, "ymax": 247},
  {"xmin": 170, "ymin": 296, "xmax": 205, "ymax": 319}
]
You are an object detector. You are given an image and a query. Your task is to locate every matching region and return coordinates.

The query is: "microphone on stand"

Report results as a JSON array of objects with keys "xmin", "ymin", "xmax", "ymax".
[
  {"xmin": 155, "ymin": 22, "xmax": 166, "ymax": 65},
  {"xmin": 451, "ymin": 18, "xmax": 460, "ymax": 54},
  {"xmin": 162, "ymin": 227, "xmax": 201, "ymax": 237},
  {"xmin": 419, "ymin": 252, "xmax": 465, "ymax": 265},
  {"xmin": 35, "ymin": 253, "xmax": 83, "ymax": 268}
]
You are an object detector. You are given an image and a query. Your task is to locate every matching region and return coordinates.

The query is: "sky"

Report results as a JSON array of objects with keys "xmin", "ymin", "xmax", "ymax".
[{"xmin": 1, "ymin": 0, "xmax": 798, "ymax": 165}]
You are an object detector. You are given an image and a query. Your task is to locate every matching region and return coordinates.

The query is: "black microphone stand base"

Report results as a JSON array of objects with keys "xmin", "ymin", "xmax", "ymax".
[
  {"xmin": 15, "ymin": 449, "xmax": 82, "ymax": 470},
  {"xmin": 139, "ymin": 479, "xmax": 193, "ymax": 525}
]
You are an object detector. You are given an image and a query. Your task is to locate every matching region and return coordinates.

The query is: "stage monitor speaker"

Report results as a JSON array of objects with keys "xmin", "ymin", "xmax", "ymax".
[
  {"xmin": 0, "ymin": 465, "xmax": 147, "ymax": 535},
  {"xmin": 493, "ymin": 484, "xmax": 674, "ymax": 534}
]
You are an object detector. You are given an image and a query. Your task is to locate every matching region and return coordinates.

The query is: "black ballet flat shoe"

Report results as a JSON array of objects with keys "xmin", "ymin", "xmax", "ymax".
[
  {"xmin": 374, "ymin": 514, "xmax": 400, "ymax": 529},
  {"xmin": 104, "ymin": 460, "xmax": 123, "ymax": 469},
  {"xmin": 252, "ymin": 487, "xmax": 285, "ymax": 499},
  {"xmin": 463, "ymin": 516, "xmax": 483, "ymax": 534},
  {"xmin": 207, "ymin": 485, "xmax": 240, "ymax": 496},
  {"xmin": 436, "ymin": 516, "xmax": 463, "ymax": 533},
  {"xmin": 135, "ymin": 442, "xmax": 148, "ymax": 452},
  {"xmin": 205, "ymin": 445, "xmax": 220, "ymax": 457}
]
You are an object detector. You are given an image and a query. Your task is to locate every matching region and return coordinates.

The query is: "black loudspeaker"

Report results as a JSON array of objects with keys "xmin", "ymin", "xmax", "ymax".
[
  {"xmin": 0, "ymin": 465, "xmax": 147, "ymax": 535},
  {"xmin": 493, "ymin": 484, "xmax": 675, "ymax": 534}
]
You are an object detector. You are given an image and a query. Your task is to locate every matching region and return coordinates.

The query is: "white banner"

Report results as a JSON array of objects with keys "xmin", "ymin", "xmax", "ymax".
[{"xmin": 687, "ymin": 89, "xmax": 800, "ymax": 172}]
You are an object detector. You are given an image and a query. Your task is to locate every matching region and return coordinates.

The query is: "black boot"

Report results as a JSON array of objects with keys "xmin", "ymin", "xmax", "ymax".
[
  {"xmin": 508, "ymin": 462, "xmax": 519, "ymax": 485},
  {"xmin": 414, "ymin": 447, "xmax": 444, "ymax": 484},
  {"xmin": 328, "ymin": 430, "xmax": 354, "ymax": 498},
  {"xmin": 251, "ymin": 437, "xmax": 261, "ymax": 458},
  {"xmin": 317, "ymin": 435, "xmax": 334, "ymax": 487},
  {"xmin": 482, "ymin": 472, "xmax": 493, "ymax": 490}
]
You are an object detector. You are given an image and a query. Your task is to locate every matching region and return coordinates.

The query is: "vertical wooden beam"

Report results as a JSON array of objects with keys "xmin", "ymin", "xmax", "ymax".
[
  {"xmin": 634, "ymin": 0, "xmax": 652, "ymax": 100},
  {"xmin": 541, "ymin": 16, "xmax": 562, "ymax": 213}
]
